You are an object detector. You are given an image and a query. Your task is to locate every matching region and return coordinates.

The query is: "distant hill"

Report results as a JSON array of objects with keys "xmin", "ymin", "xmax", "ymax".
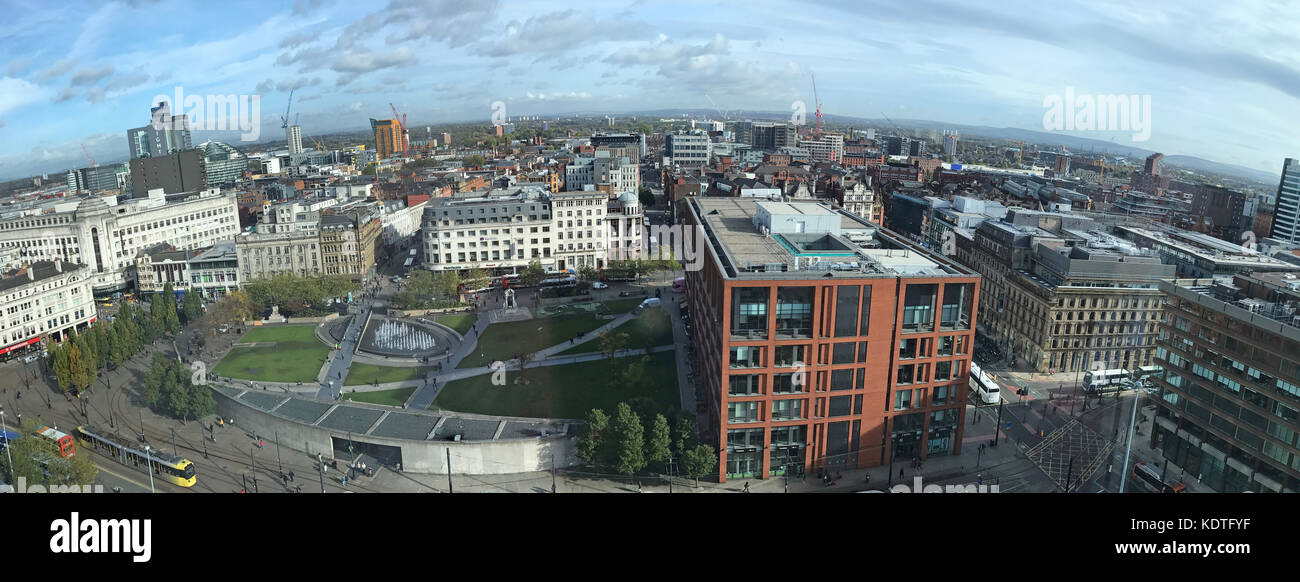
[{"xmin": 623, "ymin": 108, "xmax": 1275, "ymax": 186}]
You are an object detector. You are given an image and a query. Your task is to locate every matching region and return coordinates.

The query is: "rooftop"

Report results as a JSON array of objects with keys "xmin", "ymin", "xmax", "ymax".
[
  {"xmin": 690, "ymin": 197, "xmax": 968, "ymax": 279},
  {"xmin": 0, "ymin": 260, "xmax": 84, "ymax": 293}
]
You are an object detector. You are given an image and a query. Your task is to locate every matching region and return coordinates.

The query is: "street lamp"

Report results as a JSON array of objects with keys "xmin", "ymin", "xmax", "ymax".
[{"xmin": 0, "ymin": 408, "xmax": 14, "ymax": 481}]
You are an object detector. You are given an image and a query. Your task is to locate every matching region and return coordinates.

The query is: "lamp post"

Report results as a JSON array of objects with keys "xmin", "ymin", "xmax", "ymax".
[
  {"xmin": 0, "ymin": 408, "xmax": 14, "ymax": 481},
  {"xmin": 993, "ymin": 398, "xmax": 1004, "ymax": 447}
]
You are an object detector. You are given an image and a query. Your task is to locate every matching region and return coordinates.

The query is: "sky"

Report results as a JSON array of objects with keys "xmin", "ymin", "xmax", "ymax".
[{"xmin": 0, "ymin": 0, "xmax": 1297, "ymax": 181}]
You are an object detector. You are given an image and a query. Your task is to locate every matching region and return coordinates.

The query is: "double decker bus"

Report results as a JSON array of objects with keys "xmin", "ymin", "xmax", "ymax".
[
  {"xmin": 1131, "ymin": 461, "xmax": 1186, "ymax": 493},
  {"xmin": 34, "ymin": 424, "xmax": 75, "ymax": 458},
  {"xmin": 968, "ymin": 362, "xmax": 1002, "ymax": 405},
  {"xmin": 1083, "ymin": 368, "xmax": 1132, "ymax": 393}
]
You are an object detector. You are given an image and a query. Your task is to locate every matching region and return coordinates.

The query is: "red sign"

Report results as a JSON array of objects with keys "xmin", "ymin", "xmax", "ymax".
[{"xmin": 0, "ymin": 337, "xmax": 40, "ymax": 356}]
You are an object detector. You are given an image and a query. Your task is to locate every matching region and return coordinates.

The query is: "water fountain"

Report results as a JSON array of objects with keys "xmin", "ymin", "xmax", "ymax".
[{"xmin": 373, "ymin": 319, "xmax": 435, "ymax": 352}]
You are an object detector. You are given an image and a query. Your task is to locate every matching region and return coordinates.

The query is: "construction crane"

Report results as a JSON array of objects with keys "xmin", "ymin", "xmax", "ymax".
[
  {"xmin": 80, "ymin": 144, "xmax": 97, "ymax": 167},
  {"xmin": 389, "ymin": 103, "xmax": 408, "ymax": 158},
  {"xmin": 811, "ymin": 72, "xmax": 823, "ymax": 137},
  {"xmin": 280, "ymin": 89, "xmax": 295, "ymax": 130}
]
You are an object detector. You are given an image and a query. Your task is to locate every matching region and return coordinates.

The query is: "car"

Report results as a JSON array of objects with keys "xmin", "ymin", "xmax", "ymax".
[
  {"xmin": 592, "ymin": 282, "xmax": 608, "ymax": 289},
  {"xmin": 218, "ymin": 324, "xmax": 230, "ymax": 333},
  {"xmin": 22, "ymin": 354, "xmax": 40, "ymax": 364},
  {"xmin": 618, "ymin": 291, "xmax": 633, "ymax": 297}
]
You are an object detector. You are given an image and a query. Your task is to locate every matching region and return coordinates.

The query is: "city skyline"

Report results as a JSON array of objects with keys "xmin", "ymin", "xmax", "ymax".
[{"xmin": 1, "ymin": 0, "xmax": 1298, "ymax": 181}]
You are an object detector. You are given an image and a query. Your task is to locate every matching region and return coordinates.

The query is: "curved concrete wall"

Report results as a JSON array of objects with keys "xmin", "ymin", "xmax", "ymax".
[{"xmin": 212, "ymin": 388, "xmax": 577, "ymax": 475}]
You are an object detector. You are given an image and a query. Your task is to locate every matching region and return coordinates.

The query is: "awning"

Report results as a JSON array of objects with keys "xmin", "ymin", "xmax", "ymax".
[{"xmin": 0, "ymin": 337, "xmax": 40, "ymax": 355}]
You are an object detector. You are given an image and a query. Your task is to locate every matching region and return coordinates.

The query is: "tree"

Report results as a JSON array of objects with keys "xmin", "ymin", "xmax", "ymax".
[
  {"xmin": 518, "ymin": 259, "xmax": 546, "ymax": 288},
  {"xmin": 576, "ymin": 408, "xmax": 609, "ymax": 466},
  {"xmin": 611, "ymin": 402, "xmax": 646, "ymax": 476},
  {"xmin": 638, "ymin": 186, "xmax": 655, "ymax": 209},
  {"xmin": 0, "ymin": 419, "xmax": 99, "ymax": 488},
  {"xmin": 682, "ymin": 444, "xmax": 717, "ymax": 485},
  {"xmin": 70, "ymin": 333, "xmax": 96, "ymax": 393},
  {"xmin": 673, "ymin": 412, "xmax": 697, "ymax": 456},
  {"xmin": 182, "ymin": 291, "xmax": 204, "ymax": 323},
  {"xmin": 576, "ymin": 266, "xmax": 599, "ymax": 285},
  {"xmin": 361, "ymin": 163, "xmax": 377, "ymax": 176},
  {"xmin": 52, "ymin": 341, "xmax": 71, "ymax": 393},
  {"xmin": 431, "ymin": 270, "xmax": 461, "ymax": 299},
  {"xmin": 465, "ymin": 154, "xmax": 486, "ymax": 169},
  {"xmin": 621, "ymin": 355, "xmax": 651, "ymax": 393},
  {"xmin": 597, "ymin": 331, "xmax": 629, "ymax": 374},
  {"xmin": 646, "ymin": 413, "xmax": 672, "ymax": 467}
]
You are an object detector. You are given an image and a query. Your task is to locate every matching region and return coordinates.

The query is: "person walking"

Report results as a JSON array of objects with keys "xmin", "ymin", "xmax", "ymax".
[{"xmin": 743, "ymin": 481, "xmax": 750, "ymax": 493}]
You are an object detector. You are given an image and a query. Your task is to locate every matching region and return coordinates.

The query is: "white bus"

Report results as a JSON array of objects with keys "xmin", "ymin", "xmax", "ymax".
[
  {"xmin": 968, "ymin": 362, "xmax": 1002, "ymax": 405},
  {"xmin": 1083, "ymin": 368, "xmax": 1131, "ymax": 393}
]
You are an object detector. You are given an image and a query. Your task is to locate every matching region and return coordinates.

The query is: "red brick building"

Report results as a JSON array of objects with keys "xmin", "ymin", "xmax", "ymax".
[{"xmin": 682, "ymin": 197, "xmax": 980, "ymax": 481}]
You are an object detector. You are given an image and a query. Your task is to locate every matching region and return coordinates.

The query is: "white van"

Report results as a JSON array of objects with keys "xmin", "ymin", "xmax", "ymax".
[{"xmin": 640, "ymin": 297, "xmax": 661, "ymax": 308}]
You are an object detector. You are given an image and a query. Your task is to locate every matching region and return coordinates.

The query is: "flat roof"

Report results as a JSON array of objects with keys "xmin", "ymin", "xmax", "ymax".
[{"xmin": 691, "ymin": 197, "xmax": 970, "ymax": 280}]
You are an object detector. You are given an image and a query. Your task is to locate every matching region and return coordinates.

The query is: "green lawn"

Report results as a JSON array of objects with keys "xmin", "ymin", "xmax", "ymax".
[
  {"xmin": 458, "ymin": 313, "xmax": 611, "ymax": 368},
  {"xmin": 600, "ymin": 298, "xmax": 645, "ymax": 314},
  {"xmin": 212, "ymin": 325, "xmax": 328, "ymax": 383},
  {"xmin": 343, "ymin": 387, "xmax": 417, "ymax": 407},
  {"xmin": 554, "ymin": 307, "xmax": 674, "ymax": 356},
  {"xmin": 434, "ymin": 313, "xmax": 478, "ymax": 335},
  {"xmin": 436, "ymin": 350, "xmax": 680, "ymax": 419},
  {"xmin": 344, "ymin": 363, "xmax": 435, "ymax": 386}
]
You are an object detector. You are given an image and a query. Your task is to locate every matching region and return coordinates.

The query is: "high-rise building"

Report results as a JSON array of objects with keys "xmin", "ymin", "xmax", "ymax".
[
  {"xmin": 441, "ymin": 132, "xmax": 453, "ymax": 147},
  {"xmin": 370, "ymin": 118, "xmax": 402, "ymax": 160},
  {"xmin": 126, "ymin": 102, "xmax": 192, "ymax": 159},
  {"xmin": 200, "ymin": 141, "xmax": 247, "ymax": 186},
  {"xmin": 681, "ymin": 197, "xmax": 980, "ymax": 481},
  {"xmin": 801, "ymin": 132, "xmax": 844, "ymax": 163},
  {"xmin": 665, "ymin": 132, "xmax": 711, "ymax": 167},
  {"xmin": 1270, "ymin": 158, "xmax": 1300, "ymax": 244},
  {"xmin": 287, "ymin": 125, "xmax": 303, "ymax": 155},
  {"xmin": 1151, "ymin": 273, "xmax": 1300, "ymax": 492},
  {"xmin": 128, "ymin": 149, "xmax": 206, "ymax": 196},
  {"xmin": 66, "ymin": 163, "xmax": 128, "ymax": 193}
]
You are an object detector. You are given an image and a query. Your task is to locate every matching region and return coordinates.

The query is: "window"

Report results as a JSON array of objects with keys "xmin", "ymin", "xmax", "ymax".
[
  {"xmin": 773, "ymin": 345, "xmax": 807, "ymax": 367},
  {"xmin": 772, "ymin": 373, "xmax": 804, "ymax": 394},
  {"xmin": 932, "ymin": 385, "xmax": 951, "ymax": 406},
  {"xmin": 935, "ymin": 361, "xmax": 952, "ymax": 382},
  {"xmin": 728, "ymin": 401, "xmax": 760, "ymax": 423},
  {"xmin": 834, "ymin": 285, "xmax": 860, "ymax": 337},
  {"xmin": 902, "ymin": 284, "xmax": 936, "ymax": 332},
  {"xmin": 895, "ymin": 389, "xmax": 913, "ymax": 410},
  {"xmin": 731, "ymin": 287, "xmax": 769, "ymax": 340},
  {"xmin": 729, "ymin": 346, "xmax": 762, "ymax": 368},
  {"xmin": 830, "ymin": 369, "xmax": 854, "ymax": 391},
  {"xmin": 771, "ymin": 399, "xmax": 804, "ymax": 421},
  {"xmin": 729, "ymin": 375, "xmax": 762, "ymax": 396},
  {"xmin": 937, "ymin": 336, "xmax": 955, "ymax": 357},
  {"xmin": 832, "ymin": 342, "xmax": 857, "ymax": 364},
  {"xmin": 829, "ymin": 396, "xmax": 852, "ymax": 417}
]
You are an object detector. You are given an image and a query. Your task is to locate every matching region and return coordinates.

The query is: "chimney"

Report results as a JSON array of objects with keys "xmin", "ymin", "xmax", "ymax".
[
  {"xmin": 55, "ymin": 261, "xmax": 62, "ymax": 273},
  {"xmin": 27, "ymin": 267, "xmax": 35, "ymax": 281}
]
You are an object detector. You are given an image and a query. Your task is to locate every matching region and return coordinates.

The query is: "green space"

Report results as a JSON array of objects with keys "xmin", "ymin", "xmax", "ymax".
[
  {"xmin": 212, "ymin": 325, "xmax": 329, "ymax": 383},
  {"xmin": 554, "ymin": 308, "xmax": 674, "ymax": 356},
  {"xmin": 436, "ymin": 350, "xmax": 680, "ymax": 419},
  {"xmin": 600, "ymin": 298, "xmax": 645, "ymax": 314},
  {"xmin": 434, "ymin": 313, "xmax": 478, "ymax": 336},
  {"xmin": 343, "ymin": 387, "xmax": 417, "ymax": 407},
  {"xmin": 458, "ymin": 313, "xmax": 611, "ymax": 368},
  {"xmin": 344, "ymin": 363, "xmax": 435, "ymax": 386}
]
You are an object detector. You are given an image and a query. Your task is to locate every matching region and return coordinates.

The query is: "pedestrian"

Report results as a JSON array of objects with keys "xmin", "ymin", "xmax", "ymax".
[
  {"xmin": 636, "ymin": 482, "xmax": 643, "ymax": 494},
  {"xmin": 977, "ymin": 474, "xmax": 983, "ymax": 486},
  {"xmin": 899, "ymin": 467, "xmax": 904, "ymax": 478},
  {"xmin": 743, "ymin": 481, "xmax": 750, "ymax": 493}
]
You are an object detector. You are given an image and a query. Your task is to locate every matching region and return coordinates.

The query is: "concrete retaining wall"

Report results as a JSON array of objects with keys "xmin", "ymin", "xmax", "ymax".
[{"xmin": 212, "ymin": 388, "xmax": 577, "ymax": 475}]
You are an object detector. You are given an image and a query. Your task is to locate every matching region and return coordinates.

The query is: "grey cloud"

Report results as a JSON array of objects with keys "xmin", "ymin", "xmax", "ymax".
[
  {"xmin": 292, "ymin": 0, "xmax": 324, "ymax": 15},
  {"xmin": 280, "ymin": 31, "xmax": 316, "ymax": 49},
  {"xmin": 69, "ymin": 65, "xmax": 115, "ymax": 86},
  {"xmin": 102, "ymin": 71, "xmax": 151, "ymax": 92},
  {"xmin": 36, "ymin": 58, "xmax": 77, "ymax": 81},
  {"xmin": 604, "ymin": 34, "xmax": 729, "ymax": 66},
  {"xmin": 475, "ymin": 10, "xmax": 648, "ymax": 59},
  {"xmin": 332, "ymin": 47, "xmax": 415, "ymax": 75},
  {"xmin": 6, "ymin": 57, "xmax": 30, "ymax": 77}
]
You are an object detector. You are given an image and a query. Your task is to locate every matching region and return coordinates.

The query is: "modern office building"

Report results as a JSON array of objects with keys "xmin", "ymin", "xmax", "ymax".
[
  {"xmin": 371, "ymin": 118, "xmax": 403, "ymax": 160},
  {"xmin": 665, "ymin": 132, "xmax": 711, "ymax": 167},
  {"xmin": 200, "ymin": 141, "xmax": 248, "ymax": 186},
  {"xmin": 0, "ymin": 190, "xmax": 240, "ymax": 295},
  {"xmin": 126, "ymin": 102, "xmax": 192, "ymax": 159},
  {"xmin": 1271, "ymin": 158, "xmax": 1300, "ymax": 244},
  {"xmin": 287, "ymin": 125, "xmax": 304, "ymax": 155},
  {"xmin": 0, "ymin": 260, "xmax": 96, "ymax": 357},
  {"xmin": 1117, "ymin": 226, "xmax": 1300, "ymax": 278},
  {"xmin": 128, "ymin": 149, "xmax": 206, "ymax": 196},
  {"xmin": 564, "ymin": 150, "xmax": 639, "ymax": 196},
  {"xmin": 682, "ymin": 197, "xmax": 980, "ymax": 481},
  {"xmin": 801, "ymin": 132, "xmax": 844, "ymax": 163},
  {"xmin": 1151, "ymin": 273, "xmax": 1300, "ymax": 492},
  {"xmin": 66, "ymin": 163, "xmax": 128, "ymax": 193}
]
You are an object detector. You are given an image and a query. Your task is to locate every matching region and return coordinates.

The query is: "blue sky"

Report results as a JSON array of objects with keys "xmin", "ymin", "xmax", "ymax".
[{"xmin": 0, "ymin": 0, "xmax": 1297, "ymax": 181}]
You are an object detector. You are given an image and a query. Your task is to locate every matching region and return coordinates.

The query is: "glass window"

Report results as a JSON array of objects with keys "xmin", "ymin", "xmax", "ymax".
[
  {"xmin": 932, "ymin": 385, "xmax": 950, "ymax": 406},
  {"xmin": 776, "ymin": 287, "xmax": 814, "ymax": 339},
  {"xmin": 897, "ymin": 365, "xmax": 914, "ymax": 385},
  {"xmin": 729, "ymin": 374, "xmax": 762, "ymax": 396},
  {"xmin": 728, "ymin": 401, "xmax": 760, "ymax": 423},
  {"xmin": 859, "ymin": 285, "xmax": 872, "ymax": 335},
  {"xmin": 729, "ymin": 346, "xmax": 762, "ymax": 368},
  {"xmin": 772, "ymin": 373, "xmax": 805, "ymax": 394},
  {"xmin": 940, "ymin": 283, "xmax": 972, "ymax": 330},
  {"xmin": 935, "ymin": 361, "xmax": 952, "ymax": 381},
  {"xmin": 834, "ymin": 285, "xmax": 860, "ymax": 337},
  {"xmin": 899, "ymin": 338, "xmax": 918, "ymax": 359},
  {"xmin": 830, "ymin": 369, "xmax": 854, "ymax": 391},
  {"xmin": 771, "ymin": 399, "xmax": 805, "ymax": 421},
  {"xmin": 894, "ymin": 389, "xmax": 913, "ymax": 410},
  {"xmin": 731, "ymin": 287, "xmax": 769, "ymax": 340},
  {"xmin": 832, "ymin": 342, "xmax": 857, "ymax": 364},
  {"xmin": 829, "ymin": 396, "xmax": 852, "ymax": 417},
  {"xmin": 902, "ymin": 284, "xmax": 937, "ymax": 332},
  {"xmin": 773, "ymin": 345, "xmax": 807, "ymax": 367},
  {"xmin": 937, "ymin": 336, "xmax": 955, "ymax": 357}
]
